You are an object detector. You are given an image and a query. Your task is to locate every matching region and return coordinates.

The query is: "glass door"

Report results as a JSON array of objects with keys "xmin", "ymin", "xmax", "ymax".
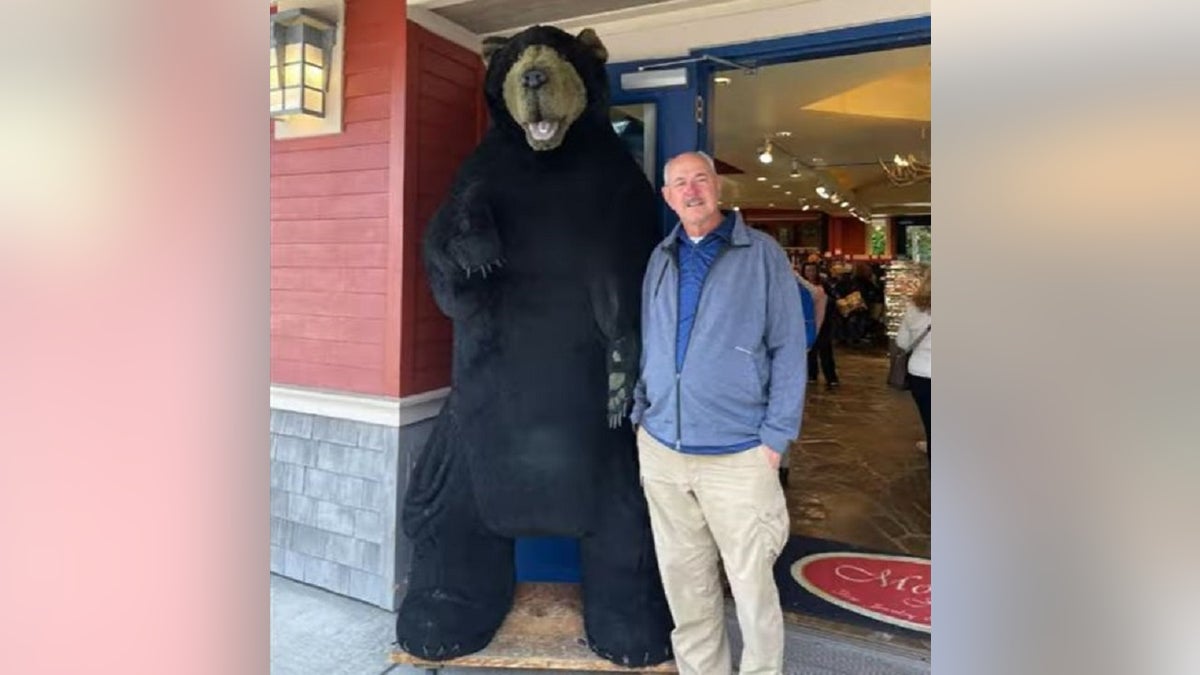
[{"xmin": 610, "ymin": 103, "xmax": 657, "ymax": 184}]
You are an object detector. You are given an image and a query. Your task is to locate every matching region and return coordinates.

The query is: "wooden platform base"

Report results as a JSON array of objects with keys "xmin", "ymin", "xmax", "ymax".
[{"xmin": 390, "ymin": 583, "xmax": 677, "ymax": 673}]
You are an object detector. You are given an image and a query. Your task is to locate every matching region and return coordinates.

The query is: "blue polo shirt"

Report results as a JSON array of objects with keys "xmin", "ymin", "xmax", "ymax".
[{"xmin": 676, "ymin": 212, "xmax": 735, "ymax": 371}]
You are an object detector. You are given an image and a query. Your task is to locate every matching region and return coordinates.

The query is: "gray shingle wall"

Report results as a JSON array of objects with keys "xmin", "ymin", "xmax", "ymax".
[{"xmin": 270, "ymin": 408, "xmax": 435, "ymax": 610}]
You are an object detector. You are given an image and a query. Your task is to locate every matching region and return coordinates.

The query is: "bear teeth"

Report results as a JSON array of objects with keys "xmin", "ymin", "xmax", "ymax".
[{"xmin": 528, "ymin": 120, "xmax": 558, "ymax": 141}]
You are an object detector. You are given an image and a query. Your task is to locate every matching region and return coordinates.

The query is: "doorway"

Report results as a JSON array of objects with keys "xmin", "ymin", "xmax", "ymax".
[{"xmin": 608, "ymin": 16, "xmax": 933, "ymax": 646}]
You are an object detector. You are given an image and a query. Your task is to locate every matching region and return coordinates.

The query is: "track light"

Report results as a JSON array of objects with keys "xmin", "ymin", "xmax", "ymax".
[
  {"xmin": 789, "ymin": 159, "xmax": 801, "ymax": 178},
  {"xmin": 757, "ymin": 139, "xmax": 774, "ymax": 164}
]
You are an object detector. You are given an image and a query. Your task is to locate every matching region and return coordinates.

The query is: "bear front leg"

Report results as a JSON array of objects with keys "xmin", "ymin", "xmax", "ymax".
[
  {"xmin": 588, "ymin": 272, "xmax": 641, "ymax": 428},
  {"xmin": 422, "ymin": 180, "xmax": 505, "ymax": 320},
  {"xmin": 396, "ymin": 412, "xmax": 516, "ymax": 660},
  {"xmin": 441, "ymin": 180, "xmax": 504, "ymax": 278}
]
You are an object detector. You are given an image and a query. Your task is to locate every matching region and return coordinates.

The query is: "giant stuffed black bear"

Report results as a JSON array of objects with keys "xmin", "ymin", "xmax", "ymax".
[{"xmin": 395, "ymin": 25, "xmax": 673, "ymax": 667}]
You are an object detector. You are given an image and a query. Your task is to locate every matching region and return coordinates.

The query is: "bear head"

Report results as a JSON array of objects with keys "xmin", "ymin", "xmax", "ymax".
[{"xmin": 481, "ymin": 25, "xmax": 610, "ymax": 152}]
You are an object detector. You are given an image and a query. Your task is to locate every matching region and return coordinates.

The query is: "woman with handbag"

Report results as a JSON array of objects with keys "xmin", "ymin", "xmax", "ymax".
[{"xmin": 895, "ymin": 267, "xmax": 932, "ymax": 469}]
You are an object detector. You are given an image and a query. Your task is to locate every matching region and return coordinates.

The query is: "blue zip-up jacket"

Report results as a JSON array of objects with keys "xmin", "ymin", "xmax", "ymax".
[{"xmin": 630, "ymin": 210, "xmax": 808, "ymax": 455}]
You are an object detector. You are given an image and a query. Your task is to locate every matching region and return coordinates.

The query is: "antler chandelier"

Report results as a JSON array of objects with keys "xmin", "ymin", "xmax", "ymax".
[
  {"xmin": 879, "ymin": 153, "xmax": 930, "ymax": 186},
  {"xmin": 880, "ymin": 125, "xmax": 930, "ymax": 186}
]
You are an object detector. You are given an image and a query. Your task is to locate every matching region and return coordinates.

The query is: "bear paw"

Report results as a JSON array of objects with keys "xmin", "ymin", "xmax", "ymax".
[
  {"xmin": 586, "ymin": 636, "xmax": 674, "ymax": 669},
  {"xmin": 584, "ymin": 601, "xmax": 674, "ymax": 668},
  {"xmin": 446, "ymin": 227, "xmax": 505, "ymax": 280},
  {"xmin": 606, "ymin": 338, "xmax": 638, "ymax": 428},
  {"xmin": 607, "ymin": 371, "xmax": 632, "ymax": 429},
  {"xmin": 395, "ymin": 588, "xmax": 506, "ymax": 662}
]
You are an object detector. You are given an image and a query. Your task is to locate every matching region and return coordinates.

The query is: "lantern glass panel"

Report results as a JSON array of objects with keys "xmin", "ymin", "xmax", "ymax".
[
  {"xmin": 303, "ymin": 63, "xmax": 324, "ymax": 89},
  {"xmin": 270, "ymin": 90, "xmax": 283, "ymax": 112},
  {"xmin": 303, "ymin": 89, "xmax": 323, "ymax": 114},
  {"xmin": 284, "ymin": 42, "xmax": 302, "ymax": 64},
  {"xmin": 270, "ymin": 66, "xmax": 279, "ymax": 90},
  {"xmin": 304, "ymin": 43, "xmax": 324, "ymax": 68},
  {"xmin": 284, "ymin": 87, "xmax": 301, "ymax": 110},
  {"xmin": 284, "ymin": 64, "xmax": 302, "ymax": 87}
]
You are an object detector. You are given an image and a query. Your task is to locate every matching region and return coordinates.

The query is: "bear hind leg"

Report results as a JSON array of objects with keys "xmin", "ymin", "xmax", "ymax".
[
  {"xmin": 396, "ymin": 415, "xmax": 515, "ymax": 661},
  {"xmin": 579, "ymin": 472, "xmax": 674, "ymax": 667}
]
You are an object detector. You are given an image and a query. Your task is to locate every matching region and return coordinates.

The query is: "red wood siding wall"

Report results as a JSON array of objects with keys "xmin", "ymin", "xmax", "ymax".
[
  {"xmin": 270, "ymin": 0, "xmax": 406, "ymax": 396},
  {"xmin": 399, "ymin": 23, "xmax": 485, "ymax": 396}
]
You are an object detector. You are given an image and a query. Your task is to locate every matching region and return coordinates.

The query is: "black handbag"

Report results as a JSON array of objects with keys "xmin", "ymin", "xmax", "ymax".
[{"xmin": 887, "ymin": 325, "xmax": 930, "ymax": 390}]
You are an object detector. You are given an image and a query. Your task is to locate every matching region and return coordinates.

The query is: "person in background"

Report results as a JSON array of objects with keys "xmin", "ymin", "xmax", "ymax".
[
  {"xmin": 782, "ymin": 269, "xmax": 822, "ymax": 487},
  {"xmin": 895, "ymin": 266, "xmax": 931, "ymax": 471},
  {"xmin": 631, "ymin": 151, "xmax": 806, "ymax": 675},
  {"xmin": 802, "ymin": 262, "xmax": 839, "ymax": 389}
]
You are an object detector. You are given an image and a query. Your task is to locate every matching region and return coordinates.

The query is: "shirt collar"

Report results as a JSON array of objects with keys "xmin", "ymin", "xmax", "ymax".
[{"xmin": 676, "ymin": 210, "xmax": 736, "ymax": 246}]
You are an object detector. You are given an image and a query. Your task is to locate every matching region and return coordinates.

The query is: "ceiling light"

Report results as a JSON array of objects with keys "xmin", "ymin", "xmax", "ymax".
[
  {"xmin": 757, "ymin": 139, "xmax": 774, "ymax": 164},
  {"xmin": 714, "ymin": 76, "xmax": 732, "ymax": 85},
  {"xmin": 732, "ymin": 205, "xmax": 740, "ymax": 210},
  {"xmin": 801, "ymin": 204, "xmax": 810, "ymax": 210},
  {"xmin": 815, "ymin": 186, "xmax": 829, "ymax": 198},
  {"xmin": 756, "ymin": 176, "xmax": 767, "ymax": 182},
  {"xmin": 774, "ymin": 131, "xmax": 792, "ymax": 137},
  {"xmin": 784, "ymin": 191, "xmax": 791, "ymax": 195},
  {"xmin": 768, "ymin": 203, "xmax": 775, "ymax": 207},
  {"xmin": 830, "ymin": 193, "xmax": 840, "ymax": 202},
  {"xmin": 840, "ymin": 201, "xmax": 849, "ymax": 207},
  {"xmin": 789, "ymin": 159, "xmax": 801, "ymax": 178},
  {"xmin": 771, "ymin": 184, "xmax": 780, "ymax": 189}
]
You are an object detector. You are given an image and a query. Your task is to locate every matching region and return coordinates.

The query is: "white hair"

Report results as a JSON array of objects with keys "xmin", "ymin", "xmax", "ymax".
[{"xmin": 663, "ymin": 150, "xmax": 717, "ymax": 183}]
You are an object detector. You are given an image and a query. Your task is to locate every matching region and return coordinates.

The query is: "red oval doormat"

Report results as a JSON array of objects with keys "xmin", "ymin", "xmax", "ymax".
[{"xmin": 791, "ymin": 552, "xmax": 930, "ymax": 633}]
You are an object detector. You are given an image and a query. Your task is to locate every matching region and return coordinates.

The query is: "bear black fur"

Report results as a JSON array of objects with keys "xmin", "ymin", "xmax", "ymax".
[{"xmin": 394, "ymin": 25, "xmax": 674, "ymax": 667}]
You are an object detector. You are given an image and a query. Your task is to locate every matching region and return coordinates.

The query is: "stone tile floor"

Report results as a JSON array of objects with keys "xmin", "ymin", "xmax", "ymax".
[
  {"xmin": 786, "ymin": 347, "xmax": 931, "ymax": 558},
  {"xmin": 775, "ymin": 346, "xmax": 932, "ymax": 653}
]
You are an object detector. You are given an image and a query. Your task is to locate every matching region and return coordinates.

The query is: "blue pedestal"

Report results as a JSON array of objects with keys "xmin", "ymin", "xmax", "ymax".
[{"xmin": 514, "ymin": 536, "xmax": 581, "ymax": 582}]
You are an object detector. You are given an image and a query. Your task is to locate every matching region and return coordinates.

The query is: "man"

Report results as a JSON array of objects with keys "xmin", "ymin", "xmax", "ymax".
[{"xmin": 630, "ymin": 151, "xmax": 807, "ymax": 675}]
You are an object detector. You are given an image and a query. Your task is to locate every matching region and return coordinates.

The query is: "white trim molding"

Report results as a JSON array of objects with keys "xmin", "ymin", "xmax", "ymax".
[
  {"xmin": 407, "ymin": 6, "xmax": 482, "ymax": 54},
  {"xmin": 271, "ymin": 384, "xmax": 450, "ymax": 427}
]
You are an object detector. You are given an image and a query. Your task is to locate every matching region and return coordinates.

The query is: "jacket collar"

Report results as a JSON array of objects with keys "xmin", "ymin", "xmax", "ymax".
[{"xmin": 660, "ymin": 210, "xmax": 751, "ymax": 252}]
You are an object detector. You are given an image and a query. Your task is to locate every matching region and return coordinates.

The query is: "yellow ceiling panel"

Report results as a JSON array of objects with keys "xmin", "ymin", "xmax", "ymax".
[{"xmin": 802, "ymin": 65, "xmax": 930, "ymax": 122}]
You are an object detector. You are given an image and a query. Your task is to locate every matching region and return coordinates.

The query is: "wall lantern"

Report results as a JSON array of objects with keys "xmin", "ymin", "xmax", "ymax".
[{"xmin": 270, "ymin": 9, "xmax": 337, "ymax": 119}]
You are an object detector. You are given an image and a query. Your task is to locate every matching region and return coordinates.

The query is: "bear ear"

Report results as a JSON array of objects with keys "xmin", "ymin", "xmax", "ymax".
[
  {"xmin": 481, "ymin": 35, "xmax": 509, "ymax": 66},
  {"xmin": 576, "ymin": 28, "xmax": 608, "ymax": 64}
]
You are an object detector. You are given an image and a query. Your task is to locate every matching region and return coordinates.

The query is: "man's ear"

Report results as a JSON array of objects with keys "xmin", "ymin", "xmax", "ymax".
[
  {"xmin": 576, "ymin": 28, "xmax": 608, "ymax": 64},
  {"xmin": 481, "ymin": 35, "xmax": 509, "ymax": 66}
]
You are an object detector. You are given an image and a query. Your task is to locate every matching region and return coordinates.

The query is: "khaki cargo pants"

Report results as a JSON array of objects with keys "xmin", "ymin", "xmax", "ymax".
[{"xmin": 637, "ymin": 427, "xmax": 789, "ymax": 675}]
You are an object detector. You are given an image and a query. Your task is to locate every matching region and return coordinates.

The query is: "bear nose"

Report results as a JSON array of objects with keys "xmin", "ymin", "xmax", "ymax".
[{"xmin": 521, "ymin": 68, "xmax": 548, "ymax": 89}]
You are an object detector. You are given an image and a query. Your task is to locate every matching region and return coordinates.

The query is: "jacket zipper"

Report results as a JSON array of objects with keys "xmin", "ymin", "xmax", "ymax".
[{"xmin": 673, "ymin": 244, "xmax": 730, "ymax": 451}]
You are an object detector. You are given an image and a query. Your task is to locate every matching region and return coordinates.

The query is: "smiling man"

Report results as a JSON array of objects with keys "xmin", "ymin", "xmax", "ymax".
[{"xmin": 630, "ymin": 151, "xmax": 808, "ymax": 675}]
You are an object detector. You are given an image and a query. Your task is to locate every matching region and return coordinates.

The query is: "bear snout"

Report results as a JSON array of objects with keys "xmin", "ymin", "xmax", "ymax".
[{"xmin": 521, "ymin": 68, "xmax": 548, "ymax": 89}]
